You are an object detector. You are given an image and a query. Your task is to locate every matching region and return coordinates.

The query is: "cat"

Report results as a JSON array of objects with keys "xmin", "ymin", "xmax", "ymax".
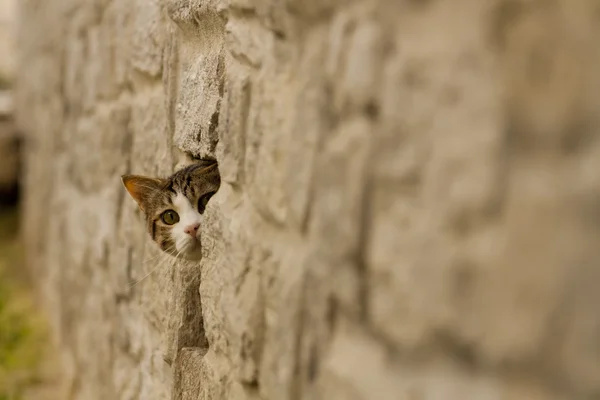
[{"xmin": 121, "ymin": 160, "xmax": 220, "ymax": 260}]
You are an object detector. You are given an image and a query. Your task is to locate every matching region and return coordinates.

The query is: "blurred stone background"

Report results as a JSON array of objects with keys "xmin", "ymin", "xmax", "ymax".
[
  {"xmin": 1, "ymin": 2, "xmax": 58, "ymax": 399},
  {"xmin": 0, "ymin": 0, "xmax": 14, "ymax": 81},
  {"xmin": 9, "ymin": 0, "xmax": 600, "ymax": 399},
  {"xmin": 0, "ymin": 0, "xmax": 17, "ymax": 204}
]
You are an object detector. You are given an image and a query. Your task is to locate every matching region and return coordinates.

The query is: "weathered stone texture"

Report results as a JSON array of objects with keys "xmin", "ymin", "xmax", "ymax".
[
  {"xmin": 14, "ymin": 0, "xmax": 600, "ymax": 399},
  {"xmin": 0, "ymin": 0, "xmax": 14, "ymax": 82}
]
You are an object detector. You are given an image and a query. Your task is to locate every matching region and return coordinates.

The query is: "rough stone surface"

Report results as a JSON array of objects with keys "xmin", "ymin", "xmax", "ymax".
[
  {"xmin": 14, "ymin": 0, "xmax": 600, "ymax": 399},
  {"xmin": 0, "ymin": 0, "xmax": 14, "ymax": 82}
]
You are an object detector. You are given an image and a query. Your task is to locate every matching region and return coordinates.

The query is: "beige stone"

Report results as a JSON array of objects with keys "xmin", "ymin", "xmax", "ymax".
[
  {"xmin": 14, "ymin": 0, "xmax": 600, "ymax": 399},
  {"xmin": 0, "ymin": 90, "xmax": 18, "ymax": 196},
  {"xmin": 0, "ymin": 0, "xmax": 14, "ymax": 82}
]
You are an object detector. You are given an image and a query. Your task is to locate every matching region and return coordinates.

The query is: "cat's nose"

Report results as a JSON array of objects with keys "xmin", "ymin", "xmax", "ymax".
[{"xmin": 184, "ymin": 223, "xmax": 200, "ymax": 237}]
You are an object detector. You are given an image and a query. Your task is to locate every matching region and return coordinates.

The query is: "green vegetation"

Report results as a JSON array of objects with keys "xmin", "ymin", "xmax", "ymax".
[
  {"xmin": 0, "ymin": 75, "xmax": 11, "ymax": 90},
  {"xmin": 0, "ymin": 208, "xmax": 46, "ymax": 400}
]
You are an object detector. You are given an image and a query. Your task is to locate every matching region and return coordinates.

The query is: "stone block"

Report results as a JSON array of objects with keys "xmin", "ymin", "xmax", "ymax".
[
  {"xmin": 130, "ymin": 87, "xmax": 172, "ymax": 176},
  {"xmin": 216, "ymin": 60, "xmax": 251, "ymax": 185},
  {"xmin": 130, "ymin": 0, "xmax": 166, "ymax": 78},
  {"xmin": 172, "ymin": 7, "xmax": 225, "ymax": 159}
]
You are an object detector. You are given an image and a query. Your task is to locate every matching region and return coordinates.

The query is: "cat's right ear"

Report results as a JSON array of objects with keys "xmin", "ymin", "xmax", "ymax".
[{"xmin": 121, "ymin": 175, "xmax": 165, "ymax": 212}]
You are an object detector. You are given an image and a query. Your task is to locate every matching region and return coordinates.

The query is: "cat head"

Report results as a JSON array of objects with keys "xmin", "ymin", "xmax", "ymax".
[{"xmin": 121, "ymin": 161, "xmax": 220, "ymax": 260}]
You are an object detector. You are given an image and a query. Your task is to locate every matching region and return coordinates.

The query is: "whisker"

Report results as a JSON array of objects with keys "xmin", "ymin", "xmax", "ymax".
[
  {"xmin": 134, "ymin": 245, "xmax": 186, "ymax": 310},
  {"xmin": 129, "ymin": 266, "xmax": 159, "ymax": 288},
  {"xmin": 136, "ymin": 252, "xmax": 180, "ymax": 310},
  {"xmin": 142, "ymin": 246, "xmax": 176, "ymax": 264},
  {"xmin": 130, "ymin": 250, "xmax": 176, "ymax": 288},
  {"xmin": 141, "ymin": 251, "xmax": 167, "ymax": 265},
  {"xmin": 172, "ymin": 249, "xmax": 184, "ymax": 265}
]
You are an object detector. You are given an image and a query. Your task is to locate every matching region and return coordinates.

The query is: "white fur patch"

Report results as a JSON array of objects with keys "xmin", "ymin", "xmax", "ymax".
[{"xmin": 170, "ymin": 191, "xmax": 203, "ymax": 258}]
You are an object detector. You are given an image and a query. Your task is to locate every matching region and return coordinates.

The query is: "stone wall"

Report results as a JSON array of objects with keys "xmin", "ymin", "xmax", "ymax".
[
  {"xmin": 0, "ymin": 0, "xmax": 14, "ymax": 82},
  {"xmin": 0, "ymin": 0, "xmax": 17, "ymax": 202},
  {"xmin": 15, "ymin": 0, "xmax": 600, "ymax": 399}
]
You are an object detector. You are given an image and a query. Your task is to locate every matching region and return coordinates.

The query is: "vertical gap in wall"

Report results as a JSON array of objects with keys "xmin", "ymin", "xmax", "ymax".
[
  {"xmin": 289, "ymin": 270, "xmax": 308, "ymax": 400},
  {"xmin": 212, "ymin": 52, "xmax": 226, "ymax": 153},
  {"xmin": 177, "ymin": 266, "xmax": 209, "ymax": 353},
  {"xmin": 301, "ymin": 79, "xmax": 338, "ymax": 234},
  {"xmin": 355, "ymin": 144, "xmax": 374, "ymax": 323},
  {"xmin": 165, "ymin": 24, "xmax": 180, "ymax": 170}
]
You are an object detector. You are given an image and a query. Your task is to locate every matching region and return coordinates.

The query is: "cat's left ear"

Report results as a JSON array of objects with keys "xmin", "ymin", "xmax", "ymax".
[
  {"xmin": 190, "ymin": 161, "xmax": 220, "ymax": 184},
  {"xmin": 121, "ymin": 175, "xmax": 166, "ymax": 212}
]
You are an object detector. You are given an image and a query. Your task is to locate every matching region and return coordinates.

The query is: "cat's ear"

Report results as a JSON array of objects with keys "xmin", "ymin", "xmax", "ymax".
[
  {"xmin": 121, "ymin": 175, "xmax": 165, "ymax": 212},
  {"xmin": 190, "ymin": 161, "xmax": 220, "ymax": 183}
]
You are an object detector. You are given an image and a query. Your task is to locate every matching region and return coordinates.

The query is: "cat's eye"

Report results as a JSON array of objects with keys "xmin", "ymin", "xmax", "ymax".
[
  {"xmin": 197, "ymin": 192, "xmax": 216, "ymax": 213},
  {"xmin": 160, "ymin": 210, "xmax": 179, "ymax": 225}
]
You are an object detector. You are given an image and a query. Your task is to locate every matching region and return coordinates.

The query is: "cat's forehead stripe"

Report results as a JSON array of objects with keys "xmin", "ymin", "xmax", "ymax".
[
  {"xmin": 172, "ymin": 191, "xmax": 195, "ymax": 212},
  {"xmin": 166, "ymin": 182, "xmax": 177, "ymax": 195},
  {"xmin": 172, "ymin": 178, "xmax": 196, "ymax": 199}
]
